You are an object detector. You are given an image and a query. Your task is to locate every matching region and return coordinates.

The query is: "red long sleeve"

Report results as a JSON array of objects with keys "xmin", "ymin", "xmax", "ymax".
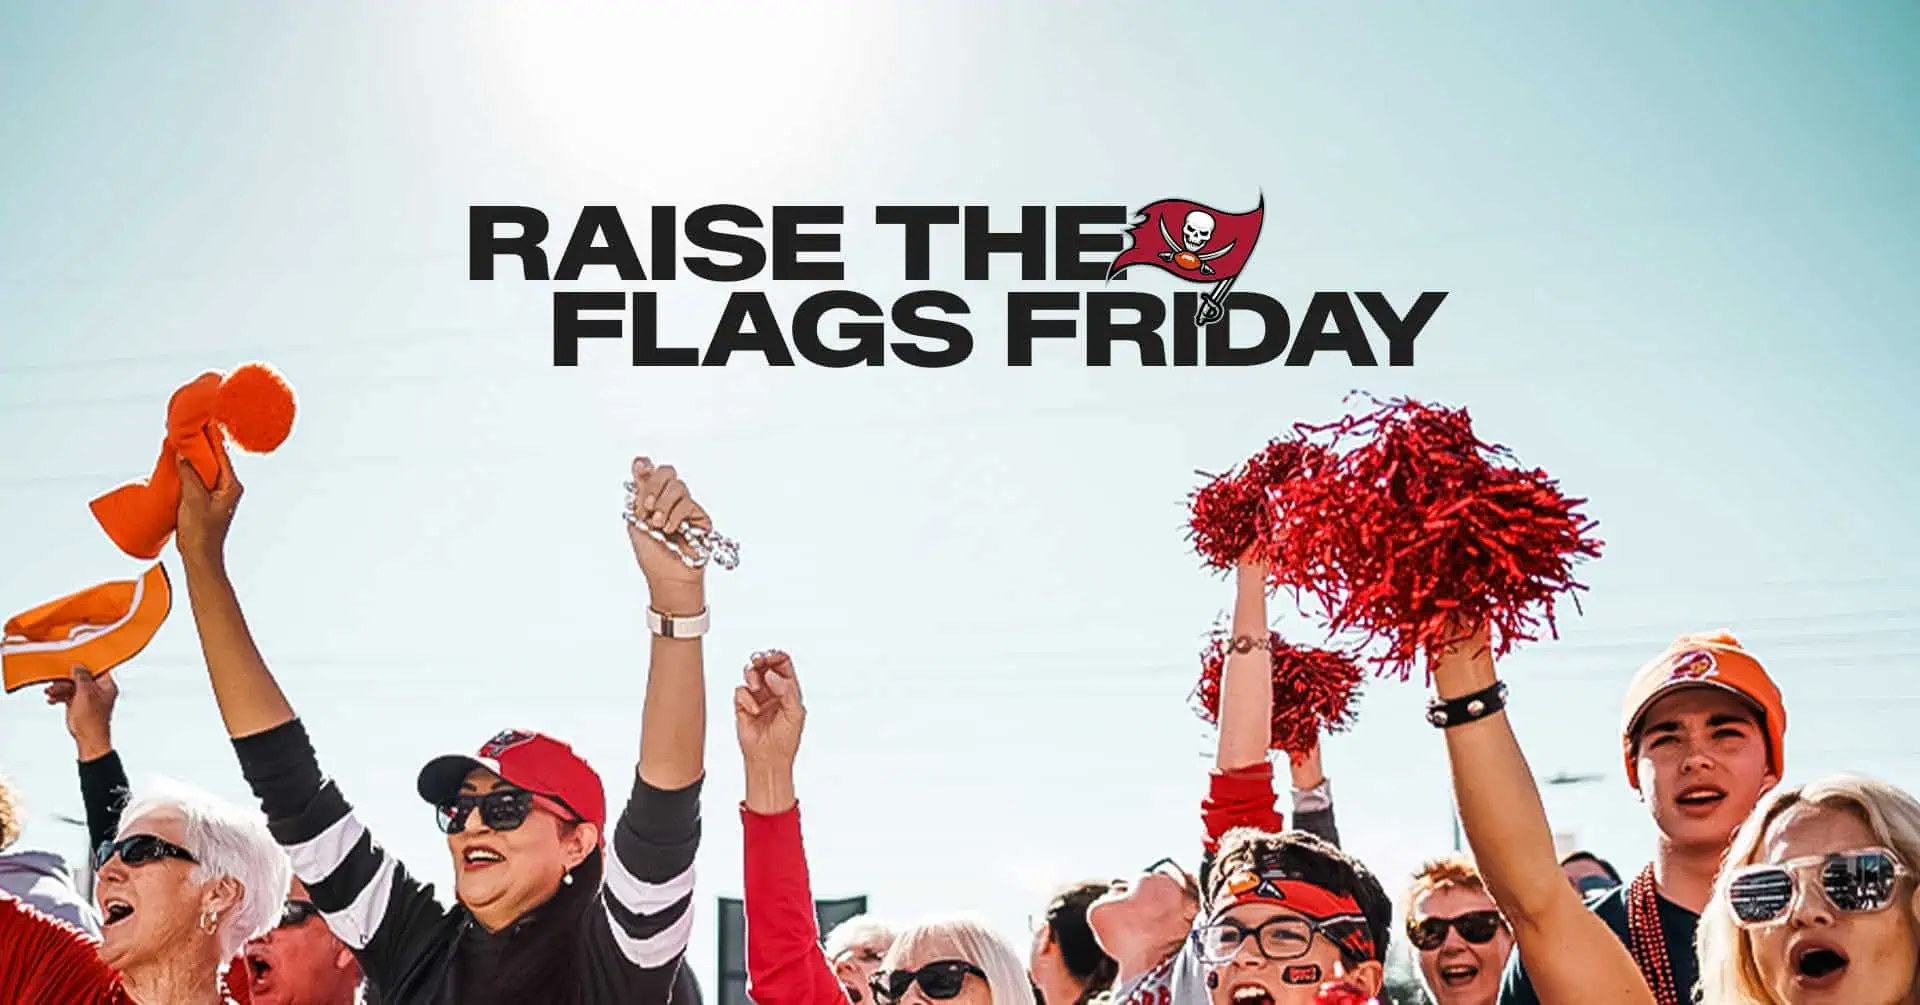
[
  {"xmin": 1200, "ymin": 762, "xmax": 1284, "ymax": 855},
  {"xmin": 0, "ymin": 893, "xmax": 123, "ymax": 1004},
  {"xmin": 742, "ymin": 803, "xmax": 854, "ymax": 1005}
]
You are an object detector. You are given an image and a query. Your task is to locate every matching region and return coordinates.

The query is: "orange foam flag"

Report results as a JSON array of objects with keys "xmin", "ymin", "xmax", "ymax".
[
  {"xmin": 90, "ymin": 363, "xmax": 296, "ymax": 560},
  {"xmin": 3, "ymin": 564, "xmax": 171, "ymax": 693}
]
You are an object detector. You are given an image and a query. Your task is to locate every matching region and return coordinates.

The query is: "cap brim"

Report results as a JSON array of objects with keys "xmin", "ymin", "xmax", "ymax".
[
  {"xmin": 1627, "ymin": 680, "xmax": 1764, "ymax": 738},
  {"xmin": 415, "ymin": 754, "xmax": 496, "ymax": 805}
]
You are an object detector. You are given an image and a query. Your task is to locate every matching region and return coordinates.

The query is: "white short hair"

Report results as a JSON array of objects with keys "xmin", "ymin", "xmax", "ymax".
[
  {"xmin": 824, "ymin": 914, "xmax": 897, "ymax": 958},
  {"xmin": 118, "ymin": 778, "xmax": 291, "ymax": 958},
  {"xmin": 882, "ymin": 915, "xmax": 1035, "ymax": 1005}
]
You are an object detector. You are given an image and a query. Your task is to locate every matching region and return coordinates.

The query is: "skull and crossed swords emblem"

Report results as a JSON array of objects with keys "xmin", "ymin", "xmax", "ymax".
[{"xmin": 1157, "ymin": 210, "xmax": 1237, "ymax": 276}]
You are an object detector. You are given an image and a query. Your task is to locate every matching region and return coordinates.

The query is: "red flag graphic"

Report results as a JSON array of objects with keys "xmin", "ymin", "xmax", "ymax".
[{"xmin": 1106, "ymin": 197, "xmax": 1265, "ymax": 284}]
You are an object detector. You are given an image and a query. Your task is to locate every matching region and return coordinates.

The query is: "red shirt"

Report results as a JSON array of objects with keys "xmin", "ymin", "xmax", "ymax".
[
  {"xmin": 0, "ymin": 893, "xmax": 252, "ymax": 1005},
  {"xmin": 740, "ymin": 803, "xmax": 854, "ymax": 1005}
]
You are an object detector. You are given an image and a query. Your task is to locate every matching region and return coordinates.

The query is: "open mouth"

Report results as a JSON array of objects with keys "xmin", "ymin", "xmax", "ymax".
[
  {"xmin": 246, "ymin": 950, "xmax": 274, "ymax": 982},
  {"xmin": 1438, "ymin": 961, "xmax": 1480, "ymax": 987},
  {"xmin": 462, "ymin": 847, "xmax": 506, "ymax": 870},
  {"xmin": 102, "ymin": 899, "xmax": 134, "ymax": 927},
  {"xmin": 1674, "ymin": 786, "xmax": 1726, "ymax": 811},
  {"xmin": 1791, "ymin": 943, "xmax": 1849, "ymax": 985},
  {"xmin": 1229, "ymin": 983, "xmax": 1275, "ymax": 1005}
]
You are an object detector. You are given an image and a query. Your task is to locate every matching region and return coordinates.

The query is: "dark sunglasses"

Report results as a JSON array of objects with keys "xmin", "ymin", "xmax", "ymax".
[
  {"xmin": 869, "ymin": 960, "xmax": 986, "ymax": 1005},
  {"xmin": 435, "ymin": 788, "xmax": 578, "ymax": 834},
  {"xmin": 279, "ymin": 899, "xmax": 322, "ymax": 929},
  {"xmin": 1407, "ymin": 910, "xmax": 1506, "ymax": 951},
  {"xmin": 1573, "ymin": 874, "xmax": 1618, "ymax": 897},
  {"xmin": 1726, "ymin": 847, "xmax": 1909, "ymax": 928},
  {"xmin": 94, "ymin": 833, "xmax": 198, "ymax": 871}
]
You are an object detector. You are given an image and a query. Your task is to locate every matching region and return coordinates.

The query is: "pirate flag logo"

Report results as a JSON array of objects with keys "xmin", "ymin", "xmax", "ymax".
[
  {"xmin": 479, "ymin": 729, "xmax": 539, "ymax": 758},
  {"xmin": 1106, "ymin": 196, "xmax": 1266, "ymax": 327}
]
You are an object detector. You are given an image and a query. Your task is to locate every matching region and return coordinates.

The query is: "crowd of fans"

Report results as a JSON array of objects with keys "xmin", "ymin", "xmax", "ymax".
[{"xmin": 2, "ymin": 453, "xmax": 1917, "ymax": 1005}]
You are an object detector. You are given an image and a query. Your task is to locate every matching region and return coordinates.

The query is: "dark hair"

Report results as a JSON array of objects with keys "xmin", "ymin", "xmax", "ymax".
[
  {"xmin": 1206, "ymin": 828, "xmax": 1393, "ymax": 965},
  {"xmin": 1043, "ymin": 881, "xmax": 1119, "ymax": 1003},
  {"xmin": 1558, "ymin": 850, "xmax": 1620, "ymax": 884}
]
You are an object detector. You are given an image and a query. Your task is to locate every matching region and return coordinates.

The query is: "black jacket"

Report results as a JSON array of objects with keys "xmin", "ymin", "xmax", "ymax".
[{"xmin": 233, "ymin": 719, "xmax": 703, "ymax": 1005}]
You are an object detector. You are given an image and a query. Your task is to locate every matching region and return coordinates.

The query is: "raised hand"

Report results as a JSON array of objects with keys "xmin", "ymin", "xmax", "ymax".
[
  {"xmin": 45, "ymin": 666, "xmax": 119, "ymax": 761},
  {"xmin": 733, "ymin": 650, "xmax": 805, "ymax": 770},
  {"xmin": 176, "ymin": 447, "xmax": 242, "ymax": 567},
  {"xmin": 624, "ymin": 457, "xmax": 711, "ymax": 597}
]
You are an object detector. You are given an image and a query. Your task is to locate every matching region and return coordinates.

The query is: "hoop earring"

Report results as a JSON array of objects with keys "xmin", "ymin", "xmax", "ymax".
[{"xmin": 199, "ymin": 909, "xmax": 219, "ymax": 935}]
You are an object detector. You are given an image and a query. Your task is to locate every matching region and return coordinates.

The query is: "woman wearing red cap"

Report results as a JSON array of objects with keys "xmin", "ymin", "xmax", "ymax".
[{"xmin": 171, "ymin": 451, "xmax": 715, "ymax": 1005}]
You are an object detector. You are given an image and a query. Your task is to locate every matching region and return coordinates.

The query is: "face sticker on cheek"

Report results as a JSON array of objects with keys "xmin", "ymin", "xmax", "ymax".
[{"xmin": 1281, "ymin": 964, "xmax": 1322, "ymax": 986}]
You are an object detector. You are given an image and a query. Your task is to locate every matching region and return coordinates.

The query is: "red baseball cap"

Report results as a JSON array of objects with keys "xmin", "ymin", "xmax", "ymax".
[
  {"xmin": 416, "ymin": 729, "xmax": 608, "ymax": 836},
  {"xmin": 1619, "ymin": 632, "xmax": 1786, "ymax": 790}
]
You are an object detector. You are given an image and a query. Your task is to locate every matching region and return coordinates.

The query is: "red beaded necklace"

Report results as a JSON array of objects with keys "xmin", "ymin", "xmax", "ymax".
[{"xmin": 1626, "ymin": 865, "xmax": 1681, "ymax": 1005}]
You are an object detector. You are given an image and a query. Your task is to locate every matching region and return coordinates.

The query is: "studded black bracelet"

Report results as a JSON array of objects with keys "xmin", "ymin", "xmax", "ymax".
[{"xmin": 1426, "ymin": 681, "xmax": 1509, "ymax": 729}]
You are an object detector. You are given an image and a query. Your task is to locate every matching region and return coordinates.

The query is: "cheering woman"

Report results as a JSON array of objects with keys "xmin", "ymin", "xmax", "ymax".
[{"xmin": 173, "ymin": 451, "xmax": 714, "ymax": 1005}]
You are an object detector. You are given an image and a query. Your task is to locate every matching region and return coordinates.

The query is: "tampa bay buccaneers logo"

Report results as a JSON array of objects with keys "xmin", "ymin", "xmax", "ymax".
[
  {"xmin": 1106, "ymin": 196, "xmax": 1265, "ymax": 326},
  {"xmin": 1667, "ymin": 650, "xmax": 1718, "ymax": 682},
  {"xmin": 480, "ymin": 729, "xmax": 538, "ymax": 757}
]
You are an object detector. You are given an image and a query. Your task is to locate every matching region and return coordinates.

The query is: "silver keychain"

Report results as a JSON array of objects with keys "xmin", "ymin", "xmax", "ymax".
[{"xmin": 622, "ymin": 480, "xmax": 740, "ymax": 570}]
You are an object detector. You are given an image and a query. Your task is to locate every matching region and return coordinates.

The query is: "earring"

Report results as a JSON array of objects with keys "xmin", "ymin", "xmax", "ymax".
[
  {"xmin": 563, "ymin": 870, "xmax": 574, "ymax": 886},
  {"xmin": 199, "ymin": 909, "xmax": 219, "ymax": 934}
]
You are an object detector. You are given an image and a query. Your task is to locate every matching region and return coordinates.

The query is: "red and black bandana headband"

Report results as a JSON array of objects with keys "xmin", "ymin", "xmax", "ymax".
[{"xmin": 1213, "ymin": 868, "xmax": 1378, "ymax": 962}]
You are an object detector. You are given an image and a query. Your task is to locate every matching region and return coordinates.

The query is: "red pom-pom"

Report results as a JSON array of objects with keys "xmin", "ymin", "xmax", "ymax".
[
  {"xmin": 1274, "ymin": 395, "xmax": 1603, "ymax": 680},
  {"xmin": 214, "ymin": 362, "xmax": 297, "ymax": 453},
  {"xmin": 1188, "ymin": 437, "xmax": 1331, "ymax": 571},
  {"xmin": 1192, "ymin": 630, "xmax": 1365, "ymax": 755},
  {"xmin": 1313, "ymin": 981, "xmax": 1374, "ymax": 1005}
]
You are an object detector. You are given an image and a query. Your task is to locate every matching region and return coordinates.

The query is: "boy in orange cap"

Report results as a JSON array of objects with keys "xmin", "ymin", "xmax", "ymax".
[{"xmin": 1498, "ymin": 632, "xmax": 1786, "ymax": 1005}]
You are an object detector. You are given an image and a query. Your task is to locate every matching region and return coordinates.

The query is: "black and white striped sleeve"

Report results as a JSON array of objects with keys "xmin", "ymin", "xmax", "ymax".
[
  {"xmin": 583, "ymin": 772, "xmax": 702, "ymax": 1000},
  {"xmin": 233, "ymin": 719, "xmax": 448, "ymax": 990}
]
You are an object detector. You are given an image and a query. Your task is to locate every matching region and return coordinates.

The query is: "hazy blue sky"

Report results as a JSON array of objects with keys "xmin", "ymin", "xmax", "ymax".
[{"xmin": 3, "ymin": 0, "xmax": 1917, "ymax": 987}]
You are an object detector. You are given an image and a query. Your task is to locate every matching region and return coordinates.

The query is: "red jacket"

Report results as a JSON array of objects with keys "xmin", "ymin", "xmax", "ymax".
[
  {"xmin": 740, "ymin": 803, "xmax": 853, "ymax": 1005},
  {"xmin": 0, "ymin": 893, "xmax": 252, "ymax": 1004}
]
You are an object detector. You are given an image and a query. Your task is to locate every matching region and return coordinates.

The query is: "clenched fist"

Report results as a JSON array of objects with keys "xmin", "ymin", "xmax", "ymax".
[{"xmin": 624, "ymin": 457, "xmax": 711, "ymax": 601}]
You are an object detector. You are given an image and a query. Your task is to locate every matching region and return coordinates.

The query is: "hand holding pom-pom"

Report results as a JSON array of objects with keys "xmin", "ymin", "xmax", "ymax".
[
  {"xmin": 1188, "ymin": 437, "xmax": 1332, "ymax": 573},
  {"xmin": 1277, "ymin": 395, "xmax": 1602, "ymax": 680},
  {"xmin": 1192, "ymin": 630, "xmax": 1365, "ymax": 755}
]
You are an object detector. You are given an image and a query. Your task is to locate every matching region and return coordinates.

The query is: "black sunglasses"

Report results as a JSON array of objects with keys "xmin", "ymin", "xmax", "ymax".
[
  {"xmin": 870, "ymin": 960, "xmax": 986, "ymax": 1005},
  {"xmin": 436, "ymin": 788, "xmax": 579, "ymax": 834},
  {"xmin": 94, "ymin": 833, "xmax": 198, "ymax": 871},
  {"xmin": 279, "ymin": 899, "xmax": 322, "ymax": 929},
  {"xmin": 1407, "ymin": 910, "xmax": 1506, "ymax": 951}
]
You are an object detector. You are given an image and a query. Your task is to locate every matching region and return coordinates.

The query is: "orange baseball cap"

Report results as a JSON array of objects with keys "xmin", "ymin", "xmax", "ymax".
[{"xmin": 1619, "ymin": 631, "xmax": 1785, "ymax": 790}]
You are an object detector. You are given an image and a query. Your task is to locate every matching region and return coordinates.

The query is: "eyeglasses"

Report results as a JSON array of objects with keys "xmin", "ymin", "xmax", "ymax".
[
  {"xmin": 869, "ymin": 960, "xmax": 986, "ymax": 1005},
  {"xmin": 1407, "ymin": 910, "xmax": 1506, "ymax": 951},
  {"xmin": 279, "ymin": 899, "xmax": 322, "ymax": 929},
  {"xmin": 1725, "ymin": 847, "xmax": 1909, "ymax": 928},
  {"xmin": 1193, "ymin": 914, "xmax": 1350, "ymax": 964},
  {"xmin": 93, "ymin": 833, "xmax": 198, "ymax": 871},
  {"xmin": 435, "ymin": 788, "xmax": 578, "ymax": 834}
]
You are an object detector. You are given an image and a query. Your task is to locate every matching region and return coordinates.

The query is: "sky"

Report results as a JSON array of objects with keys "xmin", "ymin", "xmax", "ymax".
[{"xmin": 3, "ymin": 0, "xmax": 1918, "ymax": 990}]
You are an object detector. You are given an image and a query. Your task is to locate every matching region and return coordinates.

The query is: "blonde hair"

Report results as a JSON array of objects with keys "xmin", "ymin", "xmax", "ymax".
[
  {"xmin": 1402, "ymin": 854, "xmax": 1491, "ymax": 921},
  {"xmin": 1697, "ymin": 774, "xmax": 1920, "ymax": 1005},
  {"xmin": 881, "ymin": 916, "xmax": 1036, "ymax": 1005},
  {"xmin": 0, "ymin": 774, "xmax": 20, "ymax": 851}
]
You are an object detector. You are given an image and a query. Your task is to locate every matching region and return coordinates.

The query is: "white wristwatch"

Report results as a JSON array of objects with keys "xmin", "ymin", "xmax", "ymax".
[{"xmin": 647, "ymin": 606, "xmax": 710, "ymax": 639}]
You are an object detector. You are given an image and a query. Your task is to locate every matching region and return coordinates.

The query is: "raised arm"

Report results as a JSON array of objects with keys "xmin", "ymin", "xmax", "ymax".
[
  {"xmin": 1200, "ymin": 559, "xmax": 1287, "ymax": 865},
  {"xmin": 1288, "ymin": 741, "xmax": 1341, "ymax": 849},
  {"xmin": 736, "ymin": 651, "xmax": 850, "ymax": 1005},
  {"xmin": 175, "ymin": 448, "xmax": 449, "ymax": 990},
  {"xmin": 173, "ymin": 450, "xmax": 294, "ymax": 738},
  {"xmin": 578, "ymin": 458, "xmax": 715, "ymax": 998},
  {"xmin": 1431, "ymin": 626, "xmax": 1653, "ymax": 1005},
  {"xmin": 47, "ymin": 667, "xmax": 127, "ymax": 853}
]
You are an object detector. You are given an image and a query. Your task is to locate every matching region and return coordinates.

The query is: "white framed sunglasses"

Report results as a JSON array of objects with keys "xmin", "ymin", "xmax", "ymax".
[{"xmin": 1724, "ymin": 846, "xmax": 1909, "ymax": 928}]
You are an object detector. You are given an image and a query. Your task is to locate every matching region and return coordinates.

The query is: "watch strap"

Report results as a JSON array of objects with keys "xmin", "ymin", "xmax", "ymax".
[{"xmin": 647, "ymin": 606, "xmax": 710, "ymax": 639}]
